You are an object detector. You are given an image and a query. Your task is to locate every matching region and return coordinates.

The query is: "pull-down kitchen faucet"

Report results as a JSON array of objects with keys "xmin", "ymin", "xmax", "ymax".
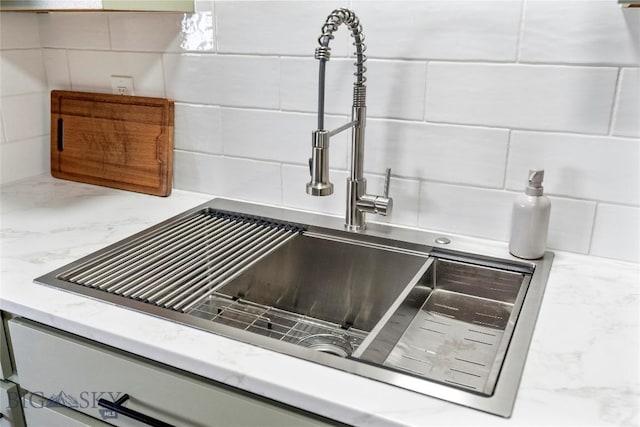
[{"xmin": 306, "ymin": 8, "xmax": 392, "ymax": 231}]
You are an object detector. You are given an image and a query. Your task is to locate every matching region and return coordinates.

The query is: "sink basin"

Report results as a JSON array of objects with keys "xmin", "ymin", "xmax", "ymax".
[
  {"xmin": 36, "ymin": 198, "xmax": 553, "ymax": 417},
  {"xmin": 212, "ymin": 234, "xmax": 428, "ymax": 332},
  {"xmin": 198, "ymin": 233, "xmax": 431, "ymax": 356},
  {"xmin": 360, "ymin": 258, "xmax": 528, "ymax": 396}
]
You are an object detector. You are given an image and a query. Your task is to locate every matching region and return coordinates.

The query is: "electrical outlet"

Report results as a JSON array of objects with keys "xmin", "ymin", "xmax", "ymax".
[{"xmin": 110, "ymin": 76, "xmax": 134, "ymax": 96}]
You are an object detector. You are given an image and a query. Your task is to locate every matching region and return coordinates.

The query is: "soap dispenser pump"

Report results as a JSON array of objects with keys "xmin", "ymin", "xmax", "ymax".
[{"xmin": 509, "ymin": 169, "xmax": 551, "ymax": 259}]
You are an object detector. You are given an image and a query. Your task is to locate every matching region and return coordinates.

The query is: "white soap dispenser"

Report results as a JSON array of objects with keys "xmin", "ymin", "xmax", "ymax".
[{"xmin": 509, "ymin": 169, "xmax": 551, "ymax": 259}]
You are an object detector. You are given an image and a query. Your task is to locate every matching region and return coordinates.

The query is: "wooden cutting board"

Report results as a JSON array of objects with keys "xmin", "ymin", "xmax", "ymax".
[{"xmin": 51, "ymin": 90, "xmax": 174, "ymax": 197}]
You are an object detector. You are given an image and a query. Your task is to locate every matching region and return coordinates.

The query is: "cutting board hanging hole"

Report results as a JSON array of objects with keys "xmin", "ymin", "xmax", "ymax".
[{"xmin": 57, "ymin": 118, "xmax": 64, "ymax": 152}]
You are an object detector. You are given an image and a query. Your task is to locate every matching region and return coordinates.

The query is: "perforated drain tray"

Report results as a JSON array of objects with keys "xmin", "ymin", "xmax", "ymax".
[{"xmin": 360, "ymin": 257, "xmax": 530, "ymax": 397}]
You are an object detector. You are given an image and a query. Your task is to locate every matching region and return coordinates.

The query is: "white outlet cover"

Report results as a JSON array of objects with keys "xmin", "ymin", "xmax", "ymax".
[{"xmin": 110, "ymin": 76, "xmax": 134, "ymax": 96}]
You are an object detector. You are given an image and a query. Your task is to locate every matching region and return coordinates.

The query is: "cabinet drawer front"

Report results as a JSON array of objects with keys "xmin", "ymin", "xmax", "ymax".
[
  {"xmin": 8, "ymin": 319, "xmax": 329, "ymax": 427},
  {"xmin": 0, "ymin": 320, "xmax": 13, "ymax": 380},
  {"xmin": 1, "ymin": 380, "xmax": 25, "ymax": 427},
  {"xmin": 23, "ymin": 393, "xmax": 110, "ymax": 427}
]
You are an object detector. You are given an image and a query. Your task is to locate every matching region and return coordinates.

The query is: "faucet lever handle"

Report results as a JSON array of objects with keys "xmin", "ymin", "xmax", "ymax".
[{"xmin": 383, "ymin": 168, "xmax": 391, "ymax": 198}]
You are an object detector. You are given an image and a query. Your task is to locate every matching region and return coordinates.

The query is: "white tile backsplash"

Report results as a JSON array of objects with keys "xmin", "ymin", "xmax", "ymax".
[
  {"xmin": 172, "ymin": 150, "xmax": 219, "ymax": 195},
  {"xmin": 0, "ymin": 136, "xmax": 48, "ymax": 185},
  {"xmin": 109, "ymin": 13, "xmax": 180, "ymax": 52},
  {"xmin": 0, "ymin": 12, "xmax": 41, "ymax": 49},
  {"xmin": 364, "ymin": 60, "xmax": 427, "ymax": 120},
  {"xmin": 174, "ymin": 151, "xmax": 281, "ymax": 204},
  {"xmin": 425, "ymin": 63, "xmax": 618, "ymax": 134},
  {"xmin": 216, "ymin": 1, "xmax": 350, "ymax": 56},
  {"xmin": 507, "ymin": 132, "xmax": 640, "ymax": 206},
  {"xmin": 67, "ymin": 50, "xmax": 165, "ymax": 97},
  {"xmin": 109, "ymin": 12, "xmax": 215, "ymax": 53},
  {"xmin": 418, "ymin": 182, "xmax": 514, "ymax": 240},
  {"xmin": 520, "ymin": 1, "xmax": 640, "ymax": 66},
  {"xmin": 178, "ymin": 11, "xmax": 215, "ymax": 52},
  {"xmin": 221, "ymin": 108, "xmax": 349, "ymax": 169},
  {"xmin": 280, "ymin": 57, "xmax": 353, "ymax": 115},
  {"xmin": 38, "ymin": 13, "xmax": 110, "ymax": 50},
  {"xmin": 0, "ymin": 14, "xmax": 49, "ymax": 185},
  {"xmin": 163, "ymin": 54, "xmax": 279, "ymax": 108},
  {"xmin": 0, "ymin": 50, "xmax": 47, "ymax": 96},
  {"xmin": 546, "ymin": 197, "xmax": 597, "ymax": 254},
  {"xmin": 174, "ymin": 103, "xmax": 222, "ymax": 154},
  {"xmin": 1, "ymin": 93, "xmax": 49, "ymax": 142},
  {"xmin": 1, "ymin": 3, "xmax": 639, "ymax": 262},
  {"xmin": 613, "ymin": 68, "xmax": 640, "ymax": 138},
  {"xmin": 43, "ymin": 48, "xmax": 71, "ymax": 90},
  {"xmin": 281, "ymin": 58, "xmax": 427, "ymax": 120},
  {"xmin": 364, "ymin": 119, "xmax": 509, "ymax": 188},
  {"xmin": 353, "ymin": 0, "xmax": 522, "ymax": 61},
  {"xmin": 590, "ymin": 204, "xmax": 640, "ymax": 263}
]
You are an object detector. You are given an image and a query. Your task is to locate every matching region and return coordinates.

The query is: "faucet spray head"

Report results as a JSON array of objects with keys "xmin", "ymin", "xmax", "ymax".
[{"xmin": 306, "ymin": 130, "xmax": 334, "ymax": 196}]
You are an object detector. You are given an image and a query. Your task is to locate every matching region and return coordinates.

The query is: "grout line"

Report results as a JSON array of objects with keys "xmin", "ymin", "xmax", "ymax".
[
  {"xmin": 607, "ymin": 67, "xmax": 624, "ymax": 136},
  {"xmin": 63, "ymin": 48, "xmax": 73, "ymax": 91},
  {"xmin": 160, "ymin": 53, "xmax": 168, "ymax": 99},
  {"xmin": 176, "ymin": 148, "xmax": 640, "ymax": 209},
  {"xmin": 279, "ymin": 162, "xmax": 285, "ymax": 206},
  {"xmin": 212, "ymin": 0, "xmax": 219, "ymax": 54},
  {"xmin": 45, "ymin": 45, "xmax": 631, "ymax": 69},
  {"xmin": 416, "ymin": 180, "xmax": 424, "ymax": 228},
  {"xmin": 515, "ymin": 0, "xmax": 527, "ymax": 64},
  {"xmin": 0, "ymin": 47, "xmax": 43, "ymax": 52},
  {"xmin": 277, "ymin": 56, "xmax": 283, "ymax": 112},
  {"xmin": 422, "ymin": 61, "xmax": 430, "ymax": 122},
  {"xmin": 0, "ymin": 134, "xmax": 50, "ymax": 145},
  {"xmin": 502, "ymin": 130, "xmax": 513, "ymax": 190},
  {"xmin": 105, "ymin": 13, "xmax": 113, "ymax": 51},
  {"xmin": 0, "ymin": 91, "xmax": 50, "ymax": 99},
  {"xmin": 28, "ymin": 45, "xmax": 638, "ymax": 69},
  {"xmin": 587, "ymin": 203, "xmax": 600, "ymax": 255},
  {"xmin": 200, "ymin": 103, "xmax": 635, "ymax": 139}
]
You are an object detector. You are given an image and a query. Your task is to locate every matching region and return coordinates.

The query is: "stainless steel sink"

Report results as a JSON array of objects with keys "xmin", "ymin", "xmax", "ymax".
[{"xmin": 36, "ymin": 198, "xmax": 553, "ymax": 417}]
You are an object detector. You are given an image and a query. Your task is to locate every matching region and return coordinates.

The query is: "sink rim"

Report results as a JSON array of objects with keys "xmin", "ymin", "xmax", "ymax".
[{"xmin": 34, "ymin": 197, "xmax": 554, "ymax": 418}]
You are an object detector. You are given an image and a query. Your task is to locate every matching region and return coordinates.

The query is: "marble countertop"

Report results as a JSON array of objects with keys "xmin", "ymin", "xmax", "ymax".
[{"xmin": 1, "ymin": 175, "xmax": 638, "ymax": 426}]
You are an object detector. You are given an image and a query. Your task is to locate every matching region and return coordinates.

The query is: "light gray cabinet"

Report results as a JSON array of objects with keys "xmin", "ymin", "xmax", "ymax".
[
  {"xmin": 21, "ymin": 393, "xmax": 110, "ymax": 427},
  {"xmin": 0, "ymin": 0, "xmax": 194, "ymax": 12},
  {"xmin": 7, "ymin": 318, "xmax": 333, "ymax": 427},
  {"xmin": 0, "ymin": 380, "xmax": 25, "ymax": 427},
  {"xmin": 0, "ymin": 319, "xmax": 12, "ymax": 380}
]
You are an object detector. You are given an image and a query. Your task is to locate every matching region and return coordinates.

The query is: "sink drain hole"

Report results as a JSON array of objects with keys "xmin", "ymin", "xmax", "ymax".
[{"xmin": 297, "ymin": 334, "xmax": 354, "ymax": 358}]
